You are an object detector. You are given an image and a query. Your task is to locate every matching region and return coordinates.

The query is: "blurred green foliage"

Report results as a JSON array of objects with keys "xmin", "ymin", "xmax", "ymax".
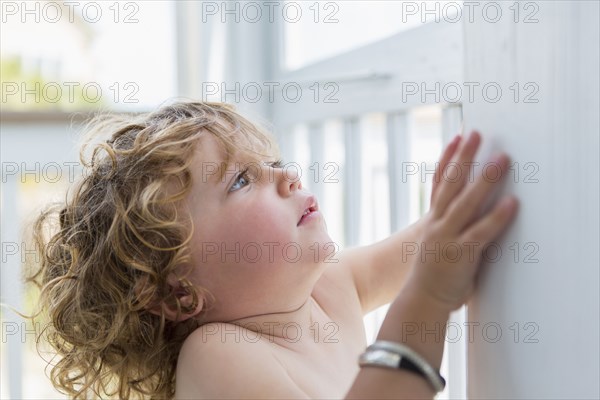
[{"xmin": 1, "ymin": 56, "xmax": 106, "ymax": 111}]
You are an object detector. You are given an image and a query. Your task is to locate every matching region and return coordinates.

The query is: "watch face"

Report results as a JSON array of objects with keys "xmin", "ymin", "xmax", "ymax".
[{"xmin": 360, "ymin": 349, "xmax": 401, "ymax": 367}]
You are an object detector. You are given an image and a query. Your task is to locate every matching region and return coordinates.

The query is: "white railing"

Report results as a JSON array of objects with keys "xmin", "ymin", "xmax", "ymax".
[{"xmin": 266, "ymin": 19, "xmax": 466, "ymax": 399}]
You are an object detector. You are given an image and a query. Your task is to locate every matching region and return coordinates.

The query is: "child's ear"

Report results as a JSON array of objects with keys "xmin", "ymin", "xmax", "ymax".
[{"xmin": 134, "ymin": 274, "xmax": 205, "ymax": 322}]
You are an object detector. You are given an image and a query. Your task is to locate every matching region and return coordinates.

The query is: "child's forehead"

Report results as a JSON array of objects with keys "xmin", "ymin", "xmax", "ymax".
[
  {"xmin": 194, "ymin": 133, "xmax": 258, "ymax": 164},
  {"xmin": 194, "ymin": 133, "xmax": 228, "ymax": 163}
]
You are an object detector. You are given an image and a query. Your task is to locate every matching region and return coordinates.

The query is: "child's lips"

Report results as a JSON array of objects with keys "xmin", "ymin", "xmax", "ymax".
[
  {"xmin": 298, "ymin": 209, "xmax": 320, "ymax": 226},
  {"xmin": 297, "ymin": 196, "xmax": 319, "ymax": 226}
]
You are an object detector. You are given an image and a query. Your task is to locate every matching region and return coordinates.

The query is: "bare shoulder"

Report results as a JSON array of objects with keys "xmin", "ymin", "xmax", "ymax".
[{"xmin": 175, "ymin": 323, "xmax": 310, "ymax": 399}]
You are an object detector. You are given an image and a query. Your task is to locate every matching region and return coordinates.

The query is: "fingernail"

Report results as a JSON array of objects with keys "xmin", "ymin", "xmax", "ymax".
[
  {"xmin": 502, "ymin": 197, "xmax": 516, "ymax": 211},
  {"xmin": 492, "ymin": 153, "xmax": 507, "ymax": 164}
]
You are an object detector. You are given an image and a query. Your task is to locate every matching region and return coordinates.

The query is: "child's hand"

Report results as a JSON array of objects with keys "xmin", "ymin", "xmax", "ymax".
[{"xmin": 405, "ymin": 131, "xmax": 518, "ymax": 312}]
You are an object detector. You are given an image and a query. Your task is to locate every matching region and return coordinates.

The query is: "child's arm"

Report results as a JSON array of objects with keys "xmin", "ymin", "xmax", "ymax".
[
  {"xmin": 338, "ymin": 221, "xmax": 424, "ymax": 315},
  {"xmin": 338, "ymin": 135, "xmax": 461, "ymax": 315},
  {"xmin": 345, "ymin": 131, "xmax": 518, "ymax": 399}
]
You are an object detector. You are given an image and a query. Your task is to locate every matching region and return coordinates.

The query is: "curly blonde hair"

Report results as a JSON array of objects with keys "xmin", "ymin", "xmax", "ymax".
[{"xmin": 27, "ymin": 101, "xmax": 279, "ymax": 399}]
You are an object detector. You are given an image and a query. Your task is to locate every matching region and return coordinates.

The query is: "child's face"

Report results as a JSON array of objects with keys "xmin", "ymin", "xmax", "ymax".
[{"xmin": 183, "ymin": 134, "xmax": 333, "ymax": 321}]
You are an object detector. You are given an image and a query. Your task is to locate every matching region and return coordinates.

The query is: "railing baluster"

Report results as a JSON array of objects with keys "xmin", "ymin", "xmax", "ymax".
[
  {"xmin": 441, "ymin": 103, "xmax": 464, "ymax": 400},
  {"xmin": 442, "ymin": 103, "xmax": 463, "ymax": 142},
  {"xmin": 308, "ymin": 123, "xmax": 325, "ymax": 208},
  {"xmin": 343, "ymin": 118, "xmax": 361, "ymax": 247},
  {"xmin": 386, "ymin": 111, "xmax": 411, "ymax": 234},
  {"xmin": 1, "ymin": 176, "xmax": 23, "ymax": 399}
]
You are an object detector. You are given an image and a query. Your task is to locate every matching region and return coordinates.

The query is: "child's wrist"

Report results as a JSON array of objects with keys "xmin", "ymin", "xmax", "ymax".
[
  {"xmin": 399, "ymin": 276, "xmax": 456, "ymax": 315},
  {"xmin": 380, "ymin": 282, "xmax": 451, "ymax": 372}
]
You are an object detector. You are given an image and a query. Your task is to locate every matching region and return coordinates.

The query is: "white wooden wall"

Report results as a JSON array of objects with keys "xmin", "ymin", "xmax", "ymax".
[{"xmin": 462, "ymin": 1, "xmax": 599, "ymax": 398}]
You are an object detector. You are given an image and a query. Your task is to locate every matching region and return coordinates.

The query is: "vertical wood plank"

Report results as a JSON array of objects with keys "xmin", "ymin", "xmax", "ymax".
[{"xmin": 463, "ymin": 1, "xmax": 599, "ymax": 398}]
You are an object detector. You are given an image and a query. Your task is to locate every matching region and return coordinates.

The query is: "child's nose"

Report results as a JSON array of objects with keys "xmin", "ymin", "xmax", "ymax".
[{"xmin": 276, "ymin": 166, "xmax": 302, "ymax": 196}]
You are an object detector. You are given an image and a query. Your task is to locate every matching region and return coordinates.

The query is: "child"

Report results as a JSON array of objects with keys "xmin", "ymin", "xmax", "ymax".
[{"xmin": 29, "ymin": 101, "xmax": 518, "ymax": 399}]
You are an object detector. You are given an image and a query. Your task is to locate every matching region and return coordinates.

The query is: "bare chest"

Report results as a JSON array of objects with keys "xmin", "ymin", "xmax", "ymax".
[{"xmin": 267, "ymin": 273, "xmax": 367, "ymax": 398}]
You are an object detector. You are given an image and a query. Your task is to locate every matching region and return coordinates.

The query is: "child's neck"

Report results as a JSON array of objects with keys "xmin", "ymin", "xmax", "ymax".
[{"xmin": 220, "ymin": 295, "xmax": 319, "ymax": 345}]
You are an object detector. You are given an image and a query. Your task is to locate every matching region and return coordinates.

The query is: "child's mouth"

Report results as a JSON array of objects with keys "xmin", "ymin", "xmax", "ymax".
[{"xmin": 298, "ymin": 206, "xmax": 318, "ymax": 226}]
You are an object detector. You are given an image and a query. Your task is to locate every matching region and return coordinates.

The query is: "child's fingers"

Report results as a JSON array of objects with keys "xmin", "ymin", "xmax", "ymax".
[
  {"xmin": 459, "ymin": 195, "xmax": 518, "ymax": 249},
  {"xmin": 443, "ymin": 153, "xmax": 510, "ymax": 232},
  {"xmin": 432, "ymin": 131, "xmax": 481, "ymax": 219},
  {"xmin": 431, "ymin": 134, "xmax": 462, "ymax": 203}
]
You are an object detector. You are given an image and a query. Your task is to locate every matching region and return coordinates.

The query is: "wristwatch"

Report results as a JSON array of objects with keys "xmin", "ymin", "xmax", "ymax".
[{"xmin": 358, "ymin": 341, "xmax": 446, "ymax": 393}]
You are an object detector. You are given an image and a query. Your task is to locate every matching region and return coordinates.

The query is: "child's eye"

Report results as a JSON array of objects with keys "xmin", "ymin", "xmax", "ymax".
[{"xmin": 229, "ymin": 168, "xmax": 250, "ymax": 192}]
